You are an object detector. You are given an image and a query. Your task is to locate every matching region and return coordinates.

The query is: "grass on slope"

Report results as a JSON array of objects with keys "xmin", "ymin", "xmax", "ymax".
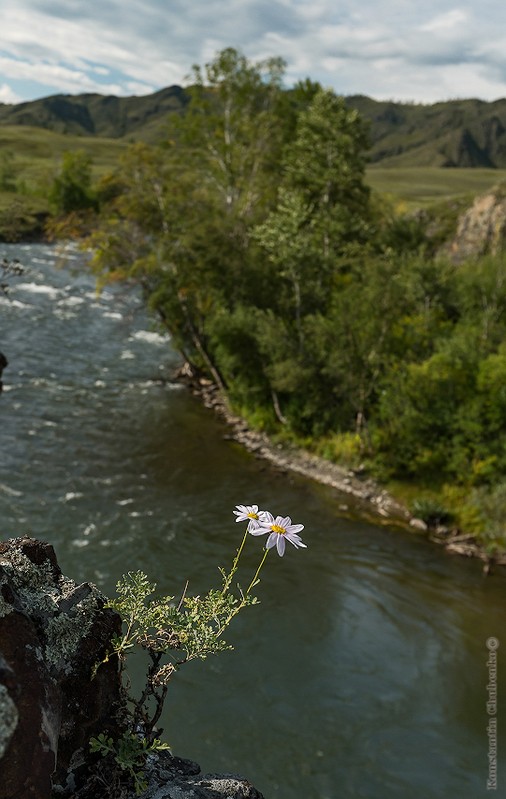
[
  {"xmin": 0, "ymin": 125, "xmax": 127, "ymax": 193},
  {"xmin": 366, "ymin": 166, "xmax": 506, "ymax": 207}
]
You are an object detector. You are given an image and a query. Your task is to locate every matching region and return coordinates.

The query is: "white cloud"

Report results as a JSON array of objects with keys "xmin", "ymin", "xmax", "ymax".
[
  {"xmin": 125, "ymin": 81, "xmax": 157, "ymax": 96},
  {"xmin": 0, "ymin": 83, "xmax": 22, "ymax": 103},
  {"xmin": 0, "ymin": 55, "xmax": 124, "ymax": 96},
  {"xmin": 420, "ymin": 9, "xmax": 469, "ymax": 33},
  {"xmin": 0, "ymin": 0, "xmax": 504, "ymax": 104}
]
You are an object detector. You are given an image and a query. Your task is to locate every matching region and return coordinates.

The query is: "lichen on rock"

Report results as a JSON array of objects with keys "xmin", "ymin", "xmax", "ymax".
[
  {"xmin": 46, "ymin": 587, "xmax": 101, "ymax": 671},
  {"xmin": 0, "ymin": 683, "xmax": 18, "ymax": 759},
  {"xmin": 0, "ymin": 536, "xmax": 122, "ymax": 799},
  {"xmin": 0, "ymin": 542, "xmax": 104, "ymax": 672},
  {"xmin": 0, "ymin": 576, "xmax": 13, "ymax": 618}
]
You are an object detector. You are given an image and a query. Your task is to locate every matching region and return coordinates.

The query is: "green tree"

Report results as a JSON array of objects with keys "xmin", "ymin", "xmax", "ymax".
[
  {"xmin": 90, "ymin": 50, "xmax": 289, "ymax": 389},
  {"xmin": 456, "ymin": 255, "xmax": 506, "ymax": 349},
  {"xmin": 89, "ymin": 142, "xmax": 220, "ymax": 377},
  {"xmin": 49, "ymin": 150, "xmax": 97, "ymax": 214},
  {"xmin": 179, "ymin": 47, "xmax": 287, "ymax": 224},
  {"xmin": 282, "ymin": 88, "xmax": 371, "ymax": 244},
  {"xmin": 374, "ymin": 328, "xmax": 481, "ymax": 479},
  {"xmin": 246, "ymin": 88, "xmax": 375, "ymax": 433},
  {"xmin": 253, "ymin": 88, "xmax": 372, "ymax": 346}
]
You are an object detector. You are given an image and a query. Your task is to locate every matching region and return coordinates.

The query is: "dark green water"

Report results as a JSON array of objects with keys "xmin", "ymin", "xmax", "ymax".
[{"xmin": 1, "ymin": 244, "xmax": 505, "ymax": 798}]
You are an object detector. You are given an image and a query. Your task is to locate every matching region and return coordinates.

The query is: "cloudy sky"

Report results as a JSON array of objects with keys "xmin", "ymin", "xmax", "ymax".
[{"xmin": 1, "ymin": 0, "xmax": 505, "ymax": 106}]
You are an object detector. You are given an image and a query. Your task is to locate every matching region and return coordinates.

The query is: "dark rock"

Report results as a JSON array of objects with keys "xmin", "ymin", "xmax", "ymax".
[
  {"xmin": 138, "ymin": 752, "xmax": 265, "ymax": 799},
  {"xmin": 0, "ymin": 608, "xmax": 60, "ymax": 799},
  {"xmin": 0, "ymin": 537, "xmax": 122, "ymax": 799}
]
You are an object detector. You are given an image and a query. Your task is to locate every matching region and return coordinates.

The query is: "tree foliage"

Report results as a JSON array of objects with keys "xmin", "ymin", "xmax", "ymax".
[
  {"xmin": 49, "ymin": 149, "xmax": 97, "ymax": 214},
  {"xmin": 88, "ymin": 47, "xmax": 506, "ymax": 509}
]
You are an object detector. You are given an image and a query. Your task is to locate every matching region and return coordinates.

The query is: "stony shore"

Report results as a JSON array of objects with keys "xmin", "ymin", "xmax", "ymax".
[{"xmin": 176, "ymin": 365, "xmax": 506, "ymax": 575}]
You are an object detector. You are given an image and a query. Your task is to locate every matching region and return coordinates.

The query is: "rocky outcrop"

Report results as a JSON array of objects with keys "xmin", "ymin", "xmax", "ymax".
[
  {"xmin": 0, "ymin": 537, "xmax": 122, "ymax": 798},
  {"xmin": 75, "ymin": 752, "xmax": 265, "ymax": 799},
  {"xmin": 442, "ymin": 183, "xmax": 506, "ymax": 263},
  {"xmin": 0, "ymin": 537, "xmax": 265, "ymax": 799}
]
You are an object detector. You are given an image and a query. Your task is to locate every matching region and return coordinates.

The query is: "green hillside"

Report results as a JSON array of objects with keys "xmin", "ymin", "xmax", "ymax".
[
  {"xmin": 1, "ymin": 87, "xmax": 506, "ymax": 168},
  {"xmin": 366, "ymin": 166, "xmax": 506, "ymax": 207},
  {"xmin": 347, "ymin": 95, "xmax": 506, "ymax": 168},
  {"xmin": 0, "ymin": 125, "xmax": 126, "ymax": 184},
  {"xmin": 0, "ymin": 86, "xmax": 187, "ymax": 141}
]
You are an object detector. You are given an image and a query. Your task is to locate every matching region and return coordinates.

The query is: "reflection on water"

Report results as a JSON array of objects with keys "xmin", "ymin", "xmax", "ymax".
[{"xmin": 1, "ymin": 243, "xmax": 505, "ymax": 798}]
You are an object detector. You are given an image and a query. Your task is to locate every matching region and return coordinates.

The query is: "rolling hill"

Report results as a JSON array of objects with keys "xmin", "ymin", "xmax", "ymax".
[
  {"xmin": 0, "ymin": 86, "xmax": 187, "ymax": 141},
  {"xmin": 346, "ymin": 95, "xmax": 506, "ymax": 168},
  {"xmin": 1, "ymin": 87, "xmax": 506, "ymax": 167}
]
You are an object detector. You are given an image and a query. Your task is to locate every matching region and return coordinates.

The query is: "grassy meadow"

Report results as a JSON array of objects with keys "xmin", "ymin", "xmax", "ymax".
[
  {"xmin": 366, "ymin": 166, "xmax": 506, "ymax": 207},
  {"xmin": 0, "ymin": 126, "xmax": 127, "ymax": 208}
]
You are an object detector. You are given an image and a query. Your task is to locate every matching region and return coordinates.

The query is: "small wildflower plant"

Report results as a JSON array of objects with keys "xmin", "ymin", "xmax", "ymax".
[
  {"xmin": 91, "ymin": 504, "xmax": 306, "ymax": 791},
  {"xmin": 89, "ymin": 731, "xmax": 170, "ymax": 795}
]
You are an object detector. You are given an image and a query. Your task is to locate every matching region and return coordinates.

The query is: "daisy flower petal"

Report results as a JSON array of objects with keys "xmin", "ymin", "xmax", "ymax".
[
  {"xmin": 286, "ymin": 532, "xmax": 307, "ymax": 548},
  {"xmin": 266, "ymin": 532, "xmax": 278, "ymax": 549},
  {"xmin": 287, "ymin": 523, "xmax": 304, "ymax": 535},
  {"xmin": 233, "ymin": 504, "xmax": 259, "ymax": 522},
  {"xmin": 259, "ymin": 511, "xmax": 275, "ymax": 527},
  {"xmin": 249, "ymin": 525, "xmax": 268, "ymax": 536}
]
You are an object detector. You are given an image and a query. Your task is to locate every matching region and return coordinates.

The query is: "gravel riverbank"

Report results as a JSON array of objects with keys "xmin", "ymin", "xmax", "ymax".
[{"xmin": 175, "ymin": 365, "xmax": 506, "ymax": 575}]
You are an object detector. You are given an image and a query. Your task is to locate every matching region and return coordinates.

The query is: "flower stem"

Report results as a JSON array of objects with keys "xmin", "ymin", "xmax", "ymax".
[
  {"xmin": 216, "ymin": 548, "xmax": 270, "ymax": 639},
  {"xmin": 221, "ymin": 528, "xmax": 249, "ymax": 596},
  {"xmin": 246, "ymin": 548, "xmax": 269, "ymax": 594}
]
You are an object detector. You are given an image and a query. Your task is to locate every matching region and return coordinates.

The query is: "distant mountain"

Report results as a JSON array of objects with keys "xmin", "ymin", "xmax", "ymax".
[
  {"xmin": 0, "ymin": 86, "xmax": 188, "ymax": 141},
  {"xmin": 345, "ymin": 95, "xmax": 506, "ymax": 168},
  {"xmin": 1, "ymin": 87, "xmax": 505, "ymax": 167}
]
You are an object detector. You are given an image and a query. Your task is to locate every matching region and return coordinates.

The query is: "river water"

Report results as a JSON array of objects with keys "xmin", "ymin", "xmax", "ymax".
[{"xmin": 1, "ymin": 243, "xmax": 505, "ymax": 799}]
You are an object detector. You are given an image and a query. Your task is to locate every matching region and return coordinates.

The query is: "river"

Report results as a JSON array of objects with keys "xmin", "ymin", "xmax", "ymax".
[{"xmin": 1, "ymin": 243, "xmax": 505, "ymax": 799}]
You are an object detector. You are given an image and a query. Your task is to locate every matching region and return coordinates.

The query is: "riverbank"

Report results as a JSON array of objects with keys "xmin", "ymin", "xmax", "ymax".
[{"xmin": 176, "ymin": 364, "xmax": 506, "ymax": 575}]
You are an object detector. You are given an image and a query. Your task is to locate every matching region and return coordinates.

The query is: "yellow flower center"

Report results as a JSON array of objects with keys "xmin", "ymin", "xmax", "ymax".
[
  {"xmin": 272, "ymin": 524, "xmax": 286, "ymax": 535},
  {"xmin": 247, "ymin": 512, "xmax": 259, "ymax": 520}
]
